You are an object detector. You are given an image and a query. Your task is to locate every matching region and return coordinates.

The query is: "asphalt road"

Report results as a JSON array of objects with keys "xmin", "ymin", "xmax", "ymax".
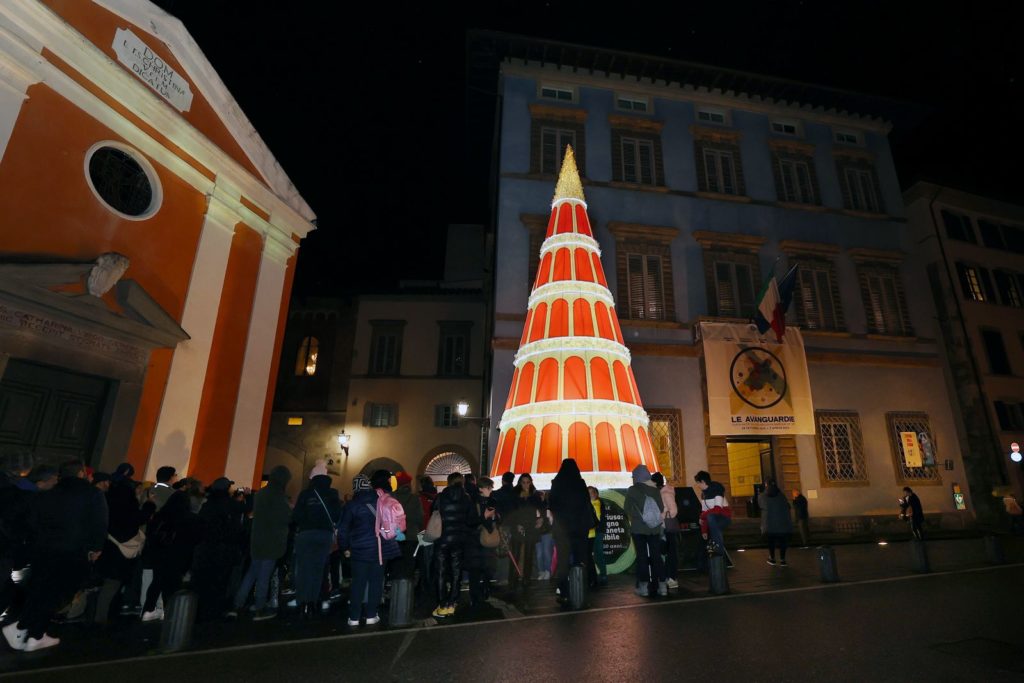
[{"xmin": 4, "ymin": 564, "xmax": 1021, "ymax": 683}]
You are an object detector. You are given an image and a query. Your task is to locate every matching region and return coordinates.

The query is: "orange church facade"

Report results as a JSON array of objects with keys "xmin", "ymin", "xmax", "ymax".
[{"xmin": 0, "ymin": 1, "xmax": 315, "ymax": 487}]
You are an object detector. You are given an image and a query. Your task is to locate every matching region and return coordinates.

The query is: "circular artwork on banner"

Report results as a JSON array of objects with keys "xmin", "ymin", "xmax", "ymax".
[
  {"xmin": 729, "ymin": 346, "xmax": 787, "ymax": 409},
  {"xmin": 599, "ymin": 490, "xmax": 635, "ymax": 574}
]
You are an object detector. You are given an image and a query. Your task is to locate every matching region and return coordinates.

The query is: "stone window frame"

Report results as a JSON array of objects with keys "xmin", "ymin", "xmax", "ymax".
[
  {"xmin": 849, "ymin": 249, "xmax": 913, "ymax": 337},
  {"xmin": 955, "ymin": 262, "xmax": 996, "ymax": 304},
  {"xmin": 529, "ymin": 104, "xmax": 586, "ymax": 177},
  {"xmin": 609, "ymin": 115, "xmax": 665, "ymax": 187},
  {"xmin": 434, "ymin": 404, "xmax": 461, "ymax": 429},
  {"xmin": 814, "ymin": 410, "xmax": 869, "ymax": 487},
  {"xmin": 779, "ymin": 241, "xmax": 844, "ymax": 332},
  {"xmin": 769, "ymin": 139, "xmax": 821, "ymax": 206},
  {"xmin": 693, "ymin": 231, "xmax": 766, "ymax": 320},
  {"xmin": 647, "ymin": 408, "xmax": 686, "ymax": 485},
  {"xmin": 834, "ymin": 148, "xmax": 884, "ymax": 214},
  {"xmin": 368, "ymin": 320, "xmax": 405, "ymax": 376},
  {"xmin": 521, "ymin": 214, "xmax": 548, "ymax": 288},
  {"xmin": 437, "ymin": 321, "xmax": 472, "ymax": 377},
  {"xmin": 693, "ymin": 125, "xmax": 746, "ymax": 198},
  {"xmin": 363, "ymin": 401, "xmax": 398, "ymax": 428},
  {"xmin": 885, "ymin": 412, "xmax": 942, "ymax": 485},
  {"xmin": 608, "ymin": 222, "xmax": 679, "ymax": 322}
]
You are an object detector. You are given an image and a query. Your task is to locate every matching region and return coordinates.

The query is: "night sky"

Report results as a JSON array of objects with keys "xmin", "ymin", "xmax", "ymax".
[{"xmin": 152, "ymin": 0, "xmax": 1019, "ymax": 295}]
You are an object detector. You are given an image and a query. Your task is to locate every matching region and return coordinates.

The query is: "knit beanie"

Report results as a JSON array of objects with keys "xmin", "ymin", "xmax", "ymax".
[
  {"xmin": 632, "ymin": 464, "xmax": 651, "ymax": 484},
  {"xmin": 352, "ymin": 474, "xmax": 371, "ymax": 492}
]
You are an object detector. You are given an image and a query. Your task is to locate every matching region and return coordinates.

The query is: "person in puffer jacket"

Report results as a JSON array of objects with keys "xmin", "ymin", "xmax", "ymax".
[
  {"xmin": 624, "ymin": 465, "xmax": 665, "ymax": 597},
  {"xmin": 337, "ymin": 472, "xmax": 399, "ymax": 627},
  {"xmin": 694, "ymin": 470, "xmax": 732, "ymax": 554},
  {"xmin": 430, "ymin": 472, "xmax": 477, "ymax": 619}
]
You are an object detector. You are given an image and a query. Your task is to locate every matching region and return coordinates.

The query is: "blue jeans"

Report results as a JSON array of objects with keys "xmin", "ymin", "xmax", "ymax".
[
  {"xmin": 234, "ymin": 558, "xmax": 276, "ymax": 610},
  {"xmin": 535, "ymin": 533, "xmax": 554, "ymax": 577},
  {"xmin": 348, "ymin": 560, "xmax": 384, "ymax": 621},
  {"xmin": 706, "ymin": 513, "xmax": 731, "ymax": 550}
]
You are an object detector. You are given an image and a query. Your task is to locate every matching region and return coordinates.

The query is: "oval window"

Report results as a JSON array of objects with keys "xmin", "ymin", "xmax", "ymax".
[{"xmin": 85, "ymin": 143, "xmax": 161, "ymax": 219}]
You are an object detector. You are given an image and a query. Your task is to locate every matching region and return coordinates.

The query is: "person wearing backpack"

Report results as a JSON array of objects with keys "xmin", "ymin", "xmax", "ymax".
[
  {"xmin": 291, "ymin": 473, "xmax": 342, "ymax": 619},
  {"xmin": 624, "ymin": 464, "xmax": 666, "ymax": 597},
  {"xmin": 337, "ymin": 471, "xmax": 401, "ymax": 626}
]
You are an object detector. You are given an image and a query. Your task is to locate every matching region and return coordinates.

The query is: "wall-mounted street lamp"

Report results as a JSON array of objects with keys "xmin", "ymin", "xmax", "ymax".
[
  {"xmin": 457, "ymin": 400, "xmax": 469, "ymax": 417},
  {"xmin": 338, "ymin": 430, "xmax": 351, "ymax": 457}
]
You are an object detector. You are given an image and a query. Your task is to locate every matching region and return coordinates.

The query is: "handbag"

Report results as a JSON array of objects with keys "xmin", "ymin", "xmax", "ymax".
[
  {"xmin": 479, "ymin": 524, "xmax": 500, "ymax": 548},
  {"xmin": 108, "ymin": 529, "xmax": 145, "ymax": 559},
  {"xmin": 314, "ymin": 490, "xmax": 339, "ymax": 552},
  {"xmin": 424, "ymin": 509, "xmax": 442, "ymax": 541}
]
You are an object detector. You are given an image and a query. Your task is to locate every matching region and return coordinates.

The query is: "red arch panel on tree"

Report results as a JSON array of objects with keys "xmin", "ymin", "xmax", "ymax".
[
  {"xmin": 595, "ymin": 301, "xmax": 614, "ymax": 340},
  {"xmin": 574, "ymin": 249, "xmax": 593, "ymax": 282},
  {"xmin": 590, "ymin": 357, "xmax": 614, "ymax": 400},
  {"xmin": 538, "ymin": 423, "xmax": 562, "ymax": 472},
  {"xmin": 613, "ymin": 360, "xmax": 635, "ymax": 403},
  {"xmin": 505, "ymin": 367, "xmax": 520, "ymax": 410},
  {"xmin": 574, "ymin": 204, "xmax": 592, "ymax": 237},
  {"xmin": 528, "ymin": 302, "xmax": 547, "ymax": 342},
  {"xmin": 514, "ymin": 425, "xmax": 536, "ymax": 472},
  {"xmin": 572, "ymin": 298, "xmax": 594, "ymax": 336},
  {"xmin": 596, "ymin": 422, "xmax": 620, "ymax": 471},
  {"xmin": 536, "ymin": 252, "xmax": 553, "ymax": 287},
  {"xmin": 563, "ymin": 356, "xmax": 587, "ymax": 399},
  {"xmin": 494, "ymin": 430, "xmax": 515, "ymax": 473},
  {"xmin": 553, "ymin": 248, "xmax": 571, "ymax": 281},
  {"xmin": 638, "ymin": 427, "xmax": 657, "ymax": 471},
  {"xmin": 549, "ymin": 299, "xmax": 569, "ymax": 337},
  {"xmin": 557, "ymin": 204, "xmax": 574, "ymax": 234},
  {"xmin": 568, "ymin": 422, "xmax": 594, "ymax": 471},
  {"xmin": 514, "ymin": 362, "xmax": 535, "ymax": 406},
  {"xmin": 535, "ymin": 358, "xmax": 559, "ymax": 402},
  {"xmin": 621, "ymin": 424, "xmax": 642, "ymax": 471},
  {"xmin": 591, "ymin": 252, "xmax": 608, "ymax": 287}
]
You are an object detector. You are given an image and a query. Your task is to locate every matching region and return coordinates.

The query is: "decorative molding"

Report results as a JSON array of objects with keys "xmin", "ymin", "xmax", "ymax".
[
  {"xmin": 847, "ymin": 247, "xmax": 904, "ymax": 264},
  {"xmin": 608, "ymin": 113, "xmax": 664, "ymax": 133},
  {"xmin": 778, "ymin": 239, "xmax": 841, "ymax": 257},
  {"xmin": 694, "ymin": 191, "xmax": 752, "ymax": 204},
  {"xmin": 528, "ymin": 102, "xmax": 586, "ymax": 123},
  {"xmin": 832, "ymin": 146, "xmax": 875, "ymax": 162},
  {"xmin": 607, "ymin": 221, "xmax": 679, "ymax": 244},
  {"xmin": 690, "ymin": 124, "xmax": 742, "ymax": 143},
  {"xmin": 691, "ymin": 230, "xmax": 766, "ymax": 251},
  {"xmin": 768, "ymin": 138, "xmax": 815, "ymax": 156}
]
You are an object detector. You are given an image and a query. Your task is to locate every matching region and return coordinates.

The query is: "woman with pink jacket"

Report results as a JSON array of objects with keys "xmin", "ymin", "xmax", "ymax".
[{"xmin": 651, "ymin": 473, "xmax": 680, "ymax": 589}]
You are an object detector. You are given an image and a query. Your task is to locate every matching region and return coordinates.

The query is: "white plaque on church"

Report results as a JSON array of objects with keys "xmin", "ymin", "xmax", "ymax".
[{"xmin": 112, "ymin": 28, "xmax": 194, "ymax": 112}]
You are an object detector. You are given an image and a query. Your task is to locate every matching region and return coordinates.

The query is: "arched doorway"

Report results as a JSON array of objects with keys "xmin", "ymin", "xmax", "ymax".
[
  {"xmin": 359, "ymin": 457, "xmax": 406, "ymax": 478},
  {"xmin": 421, "ymin": 449, "xmax": 474, "ymax": 489}
]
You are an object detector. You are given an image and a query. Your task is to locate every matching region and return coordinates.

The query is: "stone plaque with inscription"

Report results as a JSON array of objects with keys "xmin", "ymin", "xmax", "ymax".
[{"xmin": 112, "ymin": 28, "xmax": 194, "ymax": 112}]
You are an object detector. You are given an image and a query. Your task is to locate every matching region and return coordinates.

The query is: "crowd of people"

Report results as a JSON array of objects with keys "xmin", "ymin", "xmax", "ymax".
[{"xmin": 1, "ymin": 447, "xmax": 816, "ymax": 654}]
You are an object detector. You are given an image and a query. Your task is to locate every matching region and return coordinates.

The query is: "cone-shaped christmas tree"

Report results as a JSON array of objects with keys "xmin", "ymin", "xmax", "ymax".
[{"xmin": 491, "ymin": 146, "xmax": 659, "ymax": 489}]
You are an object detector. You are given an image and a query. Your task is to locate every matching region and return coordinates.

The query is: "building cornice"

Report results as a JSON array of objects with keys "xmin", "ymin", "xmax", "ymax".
[
  {"xmin": 778, "ymin": 240, "xmax": 841, "ymax": 257},
  {"xmin": 608, "ymin": 221, "xmax": 679, "ymax": 244},
  {"xmin": 691, "ymin": 124, "xmax": 742, "ymax": 144},
  {"xmin": 609, "ymin": 114, "xmax": 664, "ymax": 134},
  {"xmin": 768, "ymin": 138, "xmax": 816, "ymax": 156},
  {"xmin": 847, "ymin": 247, "xmax": 904, "ymax": 264},
  {"xmin": 691, "ymin": 230, "xmax": 766, "ymax": 251},
  {"xmin": 0, "ymin": 0, "xmax": 314, "ymax": 248},
  {"xmin": 528, "ymin": 102, "xmax": 586, "ymax": 123}
]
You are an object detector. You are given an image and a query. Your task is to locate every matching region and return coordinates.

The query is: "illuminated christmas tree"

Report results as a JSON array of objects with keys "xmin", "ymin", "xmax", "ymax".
[{"xmin": 491, "ymin": 147, "xmax": 660, "ymax": 489}]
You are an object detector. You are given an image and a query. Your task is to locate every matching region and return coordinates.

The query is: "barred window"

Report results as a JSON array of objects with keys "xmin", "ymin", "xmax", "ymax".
[
  {"xmin": 815, "ymin": 411, "xmax": 868, "ymax": 484},
  {"xmin": 648, "ymin": 409, "xmax": 684, "ymax": 484},
  {"xmin": 886, "ymin": 412, "xmax": 941, "ymax": 484}
]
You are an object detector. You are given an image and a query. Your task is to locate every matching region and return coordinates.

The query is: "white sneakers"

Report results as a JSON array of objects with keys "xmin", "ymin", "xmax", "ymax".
[
  {"xmin": 346, "ymin": 618, "xmax": 360, "ymax": 626},
  {"xmin": 666, "ymin": 578, "xmax": 679, "ymax": 589},
  {"xmin": 365, "ymin": 616, "xmax": 380, "ymax": 625},
  {"xmin": 141, "ymin": 608, "xmax": 164, "ymax": 622},
  {"xmin": 2, "ymin": 622, "xmax": 27, "ymax": 651},
  {"xmin": 536, "ymin": 571, "xmax": 551, "ymax": 580},
  {"xmin": 24, "ymin": 634, "xmax": 60, "ymax": 652}
]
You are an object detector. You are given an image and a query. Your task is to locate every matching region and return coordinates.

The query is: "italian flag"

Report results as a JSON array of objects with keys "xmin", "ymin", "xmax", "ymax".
[{"xmin": 754, "ymin": 265, "xmax": 798, "ymax": 341}]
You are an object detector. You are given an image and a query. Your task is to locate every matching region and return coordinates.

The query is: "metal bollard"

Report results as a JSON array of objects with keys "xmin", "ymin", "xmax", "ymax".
[
  {"xmin": 984, "ymin": 535, "xmax": 1005, "ymax": 564},
  {"xmin": 909, "ymin": 539, "xmax": 930, "ymax": 573},
  {"xmin": 708, "ymin": 553, "xmax": 729, "ymax": 595},
  {"xmin": 387, "ymin": 577, "xmax": 414, "ymax": 628},
  {"xmin": 160, "ymin": 589, "xmax": 198, "ymax": 653},
  {"xmin": 816, "ymin": 545, "xmax": 840, "ymax": 583}
]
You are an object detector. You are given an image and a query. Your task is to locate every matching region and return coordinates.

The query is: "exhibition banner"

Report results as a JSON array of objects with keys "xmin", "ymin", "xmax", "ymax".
[{"xmin": 701, "ymin": 322, "xmax": 815, "ymax": 435}]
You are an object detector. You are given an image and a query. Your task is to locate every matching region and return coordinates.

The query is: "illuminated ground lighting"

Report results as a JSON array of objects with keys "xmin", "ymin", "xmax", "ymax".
[
  {"xmin": 878, "ymin": 540, "xmax": 889, "ymax": 546},
  {"xmin": 736, "ymin": 548, "xmax": 746, "ymax": 552}
]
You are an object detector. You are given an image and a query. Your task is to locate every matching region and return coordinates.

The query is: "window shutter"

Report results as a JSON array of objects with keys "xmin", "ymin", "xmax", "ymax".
[
  {"xmin": 646, "ymin": 255, "xmax": 664, "ymax": 319},
  {"xmin": 798, "ymin": 266, "xmax": 816, "ymax": 326},
  {"xmin": 362, "ymin": 402, "xmax": 373, "ymax": 427},
  {"xmin": 780, "ymin": 159, "xmax": 796, "ymax": 202},
  {"xmin": 815, "ymin": 269, "xmax": 836, "ymax": 329},
  {"xmin": 704, "ymin": 150, "xmax": 719, "ymax": 193},
  {"xmin": 628, "ymin": 254, "xmax": 645, "ymax": 319},
  {"xmin": 735, "ymin": 263, "xmax": 755, "ymax": 318},
  {"xmin": 720, "ymin": 152, "xmax": 735, "ymax": 195},
  {"xmin": 978, "ymin": 267, "xmax": 996, "ymax": 303},
  {"xmin": 715, "ymin": 261, "xmax": 735, "ymax": 316},
  {"xmin": 955, "ymin": 263, "xmax": 972, "ymax": 299},
  {"xmin": 638, "ymin": 142, "xmax": 653, "ymax": 185},
  {"xmin": 796, "ymin": 162, "xmax": 813, "ymax": 204},
  {"xmin": 622, "ymin": 139, "xmax": 637, "ymax": 182},
  {"xmin": 389, "ymin": 404, "xmax": 399, "ymax": 427}
]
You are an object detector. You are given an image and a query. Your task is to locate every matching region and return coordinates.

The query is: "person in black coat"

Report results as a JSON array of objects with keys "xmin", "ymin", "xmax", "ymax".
[
  {"xmin": 192, "ymin": 478, "xmax": 244, "ymax": 621},
  {"xmin": 506, "ymin": 473, "xmax": 543, "ymax": 590},
  {"xmin": 547, "ymin": 459, "xmax": 594, "ymax": 602},
  {"xmin": 93, "ymin": 463, "xmax": 147, "ymax": 624},
  {"xmin": 291, "ymin": 473, "xmax": 342, "ymax": 618},
  {"xmin": 490, "ymin": 471, "xmax": 516, "ymax": 518},
  {"xmin": 900, "ymin": 487, "xmax": 925, "ymax": 540},
  {"xmin": 431, "ymin": 472, "xmax": 477, "ymax": 618},
  {"xmin": 140, "ymin": 490, "xmax": 200, "ymax": 620},
  {"xmin": 465, "ymin": 477, "xmax": 498, "ymax": 607},
  {"xmin": 0, "ymin": 449, "xmax": 35, "ymax": 622},
  {"xmin": 3, "ymin": 460, "xmax": 106, "ymax": 652}
]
